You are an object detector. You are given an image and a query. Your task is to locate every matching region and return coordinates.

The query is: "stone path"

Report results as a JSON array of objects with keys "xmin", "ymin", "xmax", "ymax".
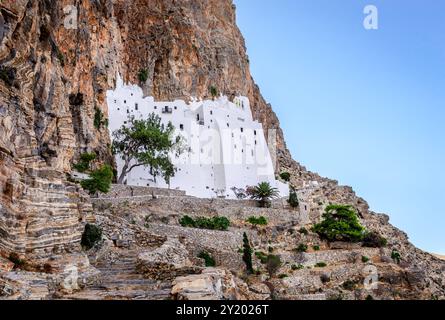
[{"xmin": 64, "ymin": 250, "xmax": 171, "ymax": 300}]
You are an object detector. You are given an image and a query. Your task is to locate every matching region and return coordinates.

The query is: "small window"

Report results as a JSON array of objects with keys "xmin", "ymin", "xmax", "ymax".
[
  {"xmin": 124, "ymin": 100, "xmax": 127, "ymax": 104},
  {"xmin": 117, "ymin": 108, "xmax": 120, "ymax": 111},
  {"xmin": 174, "ymin": 106, "xmax": 178, "ymax": 110},
  {"xmin": 114, "ymin": 100, "xmax": 117, "ymax": 103},
  {"xmin": 135, "ymin": 103, "xmax": 138, "ymax": 110},
  {"xmin": 210, "ymin": 111, "xmax": 213, "ymax": 115},
  {"xmin": 154, "ymin": 106, "xmax": 157, "ymax": 109},
  {"xmin": 197, "ymin": 114, "xmax": 200, "ymax": 121},
  {"xmin": 180, "ymin": 124, "xmax": 184, "ymax": 130},
  {"xmin": 241, "ymin": 128, "xmax": 244, "ymax": 133},
  {"xmin": 227, "ymin": 123, "xmax": 230, "ymax": 127},
  {"xmin": 254, "ymin": 130, "xmax": 257, "ymax": 135},
  {"xmin": 127, "ymin": 109, "xmax": 129, "ymax": 114}
]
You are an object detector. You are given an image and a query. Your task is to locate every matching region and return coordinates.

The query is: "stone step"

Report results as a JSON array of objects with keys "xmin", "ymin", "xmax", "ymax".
[{"xmin": 64, "ymin": 288, "xmax": 171, "ymax": 300}]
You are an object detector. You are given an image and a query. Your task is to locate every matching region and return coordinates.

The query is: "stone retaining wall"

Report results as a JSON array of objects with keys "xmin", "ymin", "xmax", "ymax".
[{"xmin": 98, "ymin": 184, "xmax": 187, "ymax": 198}]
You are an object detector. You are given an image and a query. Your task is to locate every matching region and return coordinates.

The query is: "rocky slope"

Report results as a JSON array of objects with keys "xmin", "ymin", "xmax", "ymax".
[{"xmin": 0, "ymin": 0, "xmax": 444, "ymax": 299}]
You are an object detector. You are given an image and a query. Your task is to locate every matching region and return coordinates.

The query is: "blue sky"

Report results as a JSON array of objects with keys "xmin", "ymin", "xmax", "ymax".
[{"xmin": 234, "ymin": 0, "xmax": 445, "ymax": 254}]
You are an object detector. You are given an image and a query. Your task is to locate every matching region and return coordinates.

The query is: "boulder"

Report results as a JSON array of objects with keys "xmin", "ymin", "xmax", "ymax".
[
  {"xmin": 137, "ymin": 237, "xmax": 200, "ymax": 280},
  {"xmin": 171, "ymin": 268, "xmax": 244, "ymax": 300}
]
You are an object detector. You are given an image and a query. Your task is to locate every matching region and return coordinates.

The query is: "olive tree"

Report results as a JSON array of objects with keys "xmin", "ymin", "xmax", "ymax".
[{"xmin": 112, "ymin": 114, "xmax": 184, "ymax": 185}]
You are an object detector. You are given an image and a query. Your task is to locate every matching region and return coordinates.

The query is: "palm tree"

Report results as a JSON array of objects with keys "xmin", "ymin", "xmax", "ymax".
[{"xmin": 249, "ymin": 182, "xmax": 280, "ymax": 208}]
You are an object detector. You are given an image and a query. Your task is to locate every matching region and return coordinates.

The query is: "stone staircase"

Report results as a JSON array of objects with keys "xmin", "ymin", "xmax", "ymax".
[{"xmin": 64, "ymin": 250, "xmax": 172, "ymax": 300}]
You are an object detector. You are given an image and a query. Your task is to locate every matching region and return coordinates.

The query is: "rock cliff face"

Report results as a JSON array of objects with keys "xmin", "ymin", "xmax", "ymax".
[
  {"xmin": 0, "ymin": 0, "xmax": 286, "ymax": 262},
  {"xmin": 0, "ymin": 0, "xmax": 444, "ymax": 299}
]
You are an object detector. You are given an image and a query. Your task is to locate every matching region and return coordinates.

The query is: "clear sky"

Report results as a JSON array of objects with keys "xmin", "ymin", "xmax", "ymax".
[{"xmin": 234, "ymin": 0, "xmax": 445, "ymax": 254}]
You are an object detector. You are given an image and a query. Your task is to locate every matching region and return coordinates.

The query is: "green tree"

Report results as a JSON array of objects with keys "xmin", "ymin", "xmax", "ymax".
[
  {"xmin": 73, "ymin": 152, "xmax": 96, "ymax": 173},
  {"xmin": 249, "ymin": 182, "xmax": 280, "ymax": 208},
  {"xmin": 112, "ymin": 114, "xmax": 184, "ymax": 185},
  {"xmin": 138, "ymin": 69, "xmax": 149, "ymax": 83},
  {"xmin": 242, "ymin": 232, "xmax": 254, "ymax": 274},
  {"xmin": 209, "ymin": 85, "xmax": 218, "ymax": 99},
  {"xmin": 288, "ymin": 188, "xmax": 299, "ymax": 208},
  {"xmin": 80, "ymin": 164, "xmax": 114, "ymax": 196},
  {"xmin": 279, "ymin": 172, "xmax": 290, "ymax": 182},
  {"xmin": 312, "ymin": 204, "xmax": 365, "ymax": 242}
]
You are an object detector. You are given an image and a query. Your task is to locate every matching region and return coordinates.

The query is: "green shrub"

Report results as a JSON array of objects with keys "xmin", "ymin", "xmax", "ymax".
[
  {"xmin": 279, "ymin": 172, "xmax": 290, "ymax": 182},
  {"xmin": 312, "ymin": 205, "xmax": 365, "ymax": 242},
  {"xmin": 288, "ymin": 188, "xmax": 299, "ymax": 208},
  {"xmin": 298, "ymin": 227, "xmax": 308, "ymax": 235},
  {"xmin": 81, "ymin": 224, "xmax": 102, "ymax": 250},
  {"xmin": 73, "ymin": 152, "xmax": 96, "ymax": 173},
  {"xmin": 179, "ymin": 215, "xmax": 196, "ymax": 228},
  {"xmin": 94, "ymin": 108, "xmax": 107, "ymax": 130},
  {"xmin": 81, "ymin": 164, "xmax": 113, "ymax": 195},
  {"xmin": 255, "ymin": 251, "xmax": 268, "ymax": 264},
  {"xmin": 291, "ymin": 264, "xmax": 304, "ymax": 271},
  {"xmin": 242, "ymin": 233, "xmax": 253, "ymax": 274},
  {"xmin": 315, "ymin": 262, "xmax": 327, "ymax": 268},
  {"xmin": 209, "ymin": 85, "xmax": 218, "ymax": 98},
  {"xmin": 295, "ymin": 244, "xmax": 308, "ymax": 253},
  {"xmin": 391, "ymin": 249, "xmax": 401, "ymax": 264},
  {"xmin": 138, "ymin": 69, "xmax": 149, "ymax": 82},
  {"xmin": 362, "ymin": 256, "xmax": 370, "ymax": 263},
  {"xmin": 266, "ymin": 255, "xmax": 282, "ymax": 277},
  {"xmin": 313, "ymin": 245, "xmax": 320, "ymax": 251},
  {"xmin": 362, "ymin": 231, "xmax": 387, "ymax": 248},
  {"xmin": 278, "ymin": 274, "xmax": 288, "ymax": 279},
  {"xmin": 179, "ymin": 215, "xmax": 230, "ymax": 231},
  {"xmin": 342, "ymin": 279, "xmax": 357, "ymax": 291},
  {"xmin": 246, "ymin": 216, "xmax": 268, "ymax": 226},
  {"xmin": 198, "ymin": 251, "xmax": 216, "ymax": 267},
  {"xmin": 57, "ymin": 49, "xmax": 65, "ymax": 67}
]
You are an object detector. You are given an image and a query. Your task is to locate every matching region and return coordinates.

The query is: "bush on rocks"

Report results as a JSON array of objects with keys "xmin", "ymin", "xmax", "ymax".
[
  {"xmin": 279, "ymin": 172, "xmax": 291, "ymax": 182},
  {"xmin": 198, "ymin": 251, "xmax": 216, "ymax": 267},
  {"xmin": 295, "ymin": 244, "xmax": 308, "ymax": 253},
  {"xmin": 246, "ymin": 216, "xmax": 268, "ymax": 226},
  {"xmin": 312, "ymin": 205, "xmax": 365, "ymax": 242},
  {"xmin": 81, "ymin": 164, "xmax": 114, "ymax": 196},
  {"xmin": 81, "ymin": 224, "xmax": 102, "ymax": 250},
  {"xmin": 179, "ymin": 215, "xmax": 230, "ymax": 231},
  {"xmin": 288, "ymin": 188, "xmax": 299, "ymax": 208}
]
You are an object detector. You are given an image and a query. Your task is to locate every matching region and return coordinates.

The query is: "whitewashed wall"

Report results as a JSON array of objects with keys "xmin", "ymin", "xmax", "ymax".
[{"xmin": 107, "ymin": 75, "xmax": 289, "ymax": 199}]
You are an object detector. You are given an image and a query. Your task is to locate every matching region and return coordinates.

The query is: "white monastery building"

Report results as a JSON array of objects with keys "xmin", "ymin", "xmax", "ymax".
[{"xmin": 107, "ymin": 75, "xmax": 289, "ymax": 199}]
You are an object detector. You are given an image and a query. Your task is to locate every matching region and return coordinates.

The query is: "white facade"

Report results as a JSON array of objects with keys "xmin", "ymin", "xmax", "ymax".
[{"xmin": 107, "ymin": 75, "xmax": 289, "ymax": 199}]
